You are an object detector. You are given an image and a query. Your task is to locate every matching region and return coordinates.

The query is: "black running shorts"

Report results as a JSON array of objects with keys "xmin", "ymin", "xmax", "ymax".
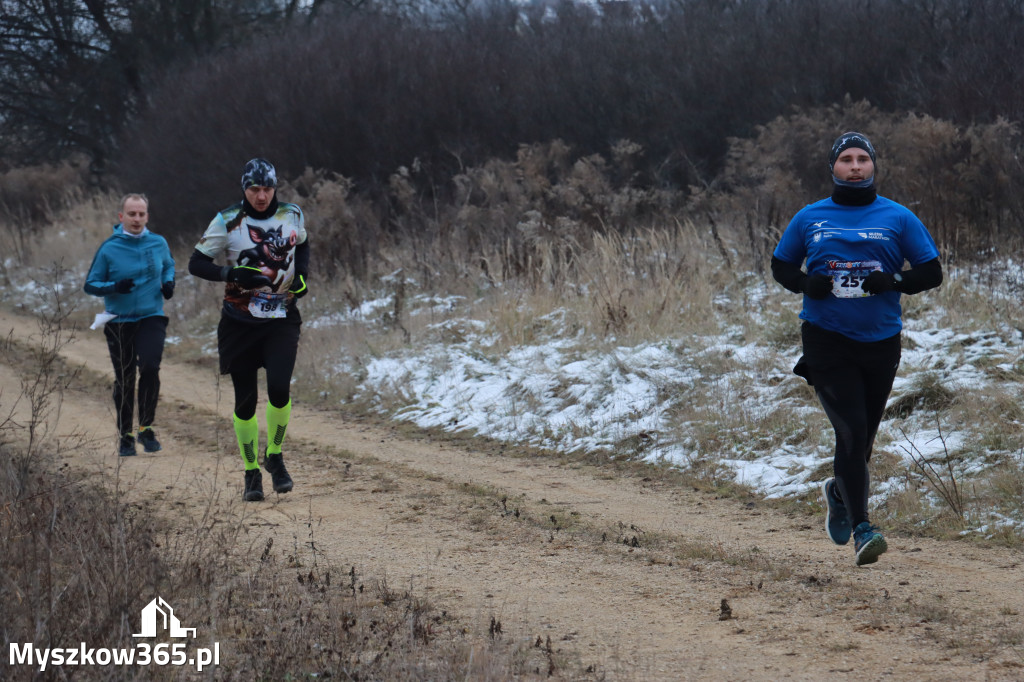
[{"xmin": 217, "ymin": 313, "xmax": 301, "ymax": 375}]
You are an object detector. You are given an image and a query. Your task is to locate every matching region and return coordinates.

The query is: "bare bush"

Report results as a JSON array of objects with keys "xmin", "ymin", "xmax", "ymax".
[
  {"xmin": 0, "ymin": 272, "xmax": 543, "ymax": 680},
  {"xmin": 282, "ymin": 168, "xmax": 382, "ymax": 280},
  {"xmin": 1, "ymin": 287, "xmax": 173, "ymax": 678},
  {"xmin": 897, "ymin": 421, "xmax": 966, "ymax": 522},
  {"xmin": 702, "ymin": 100, "xmax": 1024, "ymax": 266},
  {"xmin": 0, "ymin": 161, "xmax": 90, "ymax": 268}
]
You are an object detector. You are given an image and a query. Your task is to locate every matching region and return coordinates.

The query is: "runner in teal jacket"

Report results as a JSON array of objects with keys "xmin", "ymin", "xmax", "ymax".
[
  {"xmin": 84, "ymin": 194, "xmax": 175, "ymax": 456},
  {"xmin": 85, "ymin": 225, "xmax": 175, "ymax": 319}
]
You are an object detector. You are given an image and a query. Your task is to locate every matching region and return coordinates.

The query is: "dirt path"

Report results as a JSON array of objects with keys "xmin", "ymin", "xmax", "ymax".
[{"xmin": 3, "ymin": 307, "xmax": 1022, "ymax": 680}]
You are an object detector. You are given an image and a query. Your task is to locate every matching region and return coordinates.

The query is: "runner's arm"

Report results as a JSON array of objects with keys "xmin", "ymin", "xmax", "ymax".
[
  {"xmin": 896, "ymin": 258, "xmax": 942, "ymax": 295},
  {"xmin": 188, "ymin": 249, "xmax": 230, "ymax": 282},
  {"xmin": 162, "ymin": 242, "xmax": 176, "ymax": 285},
  {"xmin": 293, "ymin": 239, "xmax": 309, "ymax": 280},
  {"xmin": 771, "ymin": 256, "xmax": 807, "ymax": 294},
  {"xmin": 84, "ymin": 246, "xmax": 115, "ymax": 295}
]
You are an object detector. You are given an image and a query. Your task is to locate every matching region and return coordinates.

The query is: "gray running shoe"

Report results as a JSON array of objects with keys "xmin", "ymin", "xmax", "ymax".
[{"xmin": 138, "ymin": 428, "xmax": 162, "ymax": 453}]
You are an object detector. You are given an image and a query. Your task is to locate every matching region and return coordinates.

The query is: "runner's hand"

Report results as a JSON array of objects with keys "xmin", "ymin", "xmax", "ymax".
[
  {"xmin": 226, "ymin": 266, "xmax": 271, "ymax": 289},
  {"xmin": 114, "ymin": 278, "xmax": 135, "ymax": 294},
  {"xmin": 862, "ymin": 271, "xmax": 896, "ymax": 295},
  {"xmin": 161, "ymin": 281, "xmax": 175, "ymax": 300},
  {"xmin": 289, "ymin": 273, "xmax": 308, "ymax": 299},
  {"xmin": 801, "ymin": 274, "xmax": 832, "ymax": 300}
]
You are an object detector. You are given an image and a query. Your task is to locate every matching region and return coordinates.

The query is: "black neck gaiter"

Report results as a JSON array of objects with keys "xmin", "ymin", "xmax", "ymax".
[
  {"xmin": 831, "ymin": 183, "xmax": 877, "ymax": 206},
  {"xmin": 242, "ymin": 195, "xmax": 279, "ymax": 220}
]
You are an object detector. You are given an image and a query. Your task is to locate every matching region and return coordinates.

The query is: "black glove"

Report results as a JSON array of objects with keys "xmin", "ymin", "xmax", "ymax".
[
  {"xmin": 289, "ymin": 273, "xmax": 308, "ymax": 299},
  {"xmin": 226, "ymin": 265, "xmax": 271, "ymax": 289},
  {"xmin": 161, "ymin": 280, "xmax": 175, "ymax": 300},
  {"xmin": 801, "ymin": 274, "xmax": 832, "ymax": 300},
  {"xmin": 861, "ymin": 270, "xmax": 897, "ymax": 295},
  {"xmin": 114, "ymin": 278, "xmax": 135, "ymax": 294}
]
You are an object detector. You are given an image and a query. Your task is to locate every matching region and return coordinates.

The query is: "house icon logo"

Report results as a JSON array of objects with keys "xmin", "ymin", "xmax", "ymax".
[{"xmin": 132, "ymin": 597, "xmax": 197, "ymax": 638}]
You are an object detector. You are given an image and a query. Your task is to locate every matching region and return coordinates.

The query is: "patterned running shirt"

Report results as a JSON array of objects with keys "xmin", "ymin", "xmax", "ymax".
[{"xmin": 195, "ymin": 201, "xmax": 307, "ymax": 322}]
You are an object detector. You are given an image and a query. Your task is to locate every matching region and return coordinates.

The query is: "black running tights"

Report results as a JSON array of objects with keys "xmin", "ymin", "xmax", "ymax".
[
  {"xmin": 801, "ymin": 322, "xmax": 901, "ymax": 527},
  {"xmin": 230, "ymin": 347, "xmax": 296, "ymax": 420},
  {"xmin": 104, "ymin": 316, "xmax": 168, "ymax": 435}
]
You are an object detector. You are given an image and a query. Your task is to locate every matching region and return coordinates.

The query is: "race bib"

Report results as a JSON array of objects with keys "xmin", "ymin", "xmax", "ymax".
[
  {"xmin": 827, "ymin": 260, "xmax": 881, "ymax": 298},
  {"xmin": 248, "ymin": 291, "xmax": 287, "ymax": 319}
]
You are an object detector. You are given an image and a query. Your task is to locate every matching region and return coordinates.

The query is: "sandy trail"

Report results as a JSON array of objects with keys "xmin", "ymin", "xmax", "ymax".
[{"xmin": 2, "ymin": 307, "xmax": 1022, "ymax": 680}]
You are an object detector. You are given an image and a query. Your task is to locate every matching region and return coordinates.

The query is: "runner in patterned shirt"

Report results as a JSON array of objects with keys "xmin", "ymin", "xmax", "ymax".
[
  {"xmin": 187, "ymin": 158, "xmax": 310, "ymax": 501},
  {"xmin": 771, "ymin": 132, "xmax": 943, "ymax": 566}
]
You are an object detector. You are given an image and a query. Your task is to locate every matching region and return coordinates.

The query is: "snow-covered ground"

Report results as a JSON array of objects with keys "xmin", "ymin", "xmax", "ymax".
[
  {"xmin": 15, "ymin": 258, "xmax": 1024, "ymax": 538},
  {"xmin": 314, "ymin": 272, "xmax": 1024, "ymax": 538}
]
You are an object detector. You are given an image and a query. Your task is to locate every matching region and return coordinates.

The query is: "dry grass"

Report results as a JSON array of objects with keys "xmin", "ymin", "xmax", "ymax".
[
  {"xmin": 17, "ymin": 199, "xmax": 1024, "ymax": 553},
  {"xmin": 5, "ymin": 124, "xmax": 1024, "ymax": 557},
  {"xmin": 4, "ymin": 279, "xmax": 1023, "ymax": 675},
  {"xmin": 0, "ymin": 291, "xmax": 556, "ymax": 681}
]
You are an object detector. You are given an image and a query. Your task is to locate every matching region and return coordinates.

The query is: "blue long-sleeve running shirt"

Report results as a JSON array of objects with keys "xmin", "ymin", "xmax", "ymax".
[{"xmin": 773, "ymin": 196, "xmax": 940, "ymax": 342}]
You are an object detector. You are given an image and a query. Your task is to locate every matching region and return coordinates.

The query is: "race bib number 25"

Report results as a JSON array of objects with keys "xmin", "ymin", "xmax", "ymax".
[{"xmin": 827, "ymin": 260, "xmax": 882, "ymax": 298}]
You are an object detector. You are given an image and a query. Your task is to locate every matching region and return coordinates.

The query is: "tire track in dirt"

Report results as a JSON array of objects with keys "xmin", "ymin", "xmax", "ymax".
[{"xmin": 3, "ymin": 308, "xmax": 1022, "ymax": 680}]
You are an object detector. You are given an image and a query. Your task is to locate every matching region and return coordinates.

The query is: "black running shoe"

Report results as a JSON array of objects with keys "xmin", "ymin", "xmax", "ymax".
[
  {"xmin": 137, "ymin": 428, "xmax": 162, "ymax": 453},
  {"xmin": 243, "ymin": 469, "xmax": 265, "ymax": 502},
  {"xmin": 118, "ymin": 434, "xmax": 137, "ymax": 457},
  {"xmin": 263, "ymin": 453, "xmax": 293, "ymax": 494}
]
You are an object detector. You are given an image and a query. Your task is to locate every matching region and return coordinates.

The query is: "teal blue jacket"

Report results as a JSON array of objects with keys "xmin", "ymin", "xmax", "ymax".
[{"xmin": 84, "ymin": 225, "xmax": 175, "ymax": 322}]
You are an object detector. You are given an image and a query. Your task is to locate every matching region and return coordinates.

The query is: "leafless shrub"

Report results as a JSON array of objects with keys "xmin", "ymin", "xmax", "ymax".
[
  {"xmin": 1, "ymin": 284, "xmax": 174, "ymax": 680},
  {"xmin": 0, "ymin": 161, "xmax": 90, "ymax": 269},
  {"xmin": 4, "ymin": 263, "xmax": 79, "ymax": 477},
  {"xmin": 0, "ymin": 275, "xmax": 550, "ymax": 680},
  {"xmin": 702, "ymin": 100, "xmax": 1024, "ymax": 267},
  {"xmin": 0, "ymin": 158, "xmax": 88, "ymax": 225},
  {"xmin": 283, "ymin": 167, "xmax": 382, "ymax": 280},
  {"xmin": 897, "ymin": 420, "xmax": 965, "ymax": 521}
]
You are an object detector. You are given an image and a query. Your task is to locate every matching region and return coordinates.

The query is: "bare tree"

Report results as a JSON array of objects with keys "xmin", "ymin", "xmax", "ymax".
[
  {"xmin": 0, "ymin": 0, "xmax": 132, "ymax": 171},
  {"xmin": 0, "ymin": 0, "xmax": 343, "ymax": 174}
]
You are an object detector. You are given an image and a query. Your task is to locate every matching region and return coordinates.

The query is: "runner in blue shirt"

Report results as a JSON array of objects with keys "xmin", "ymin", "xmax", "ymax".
[{"xmin": 772, "ymin": 132, "xmax": 942, "ymax": 566}]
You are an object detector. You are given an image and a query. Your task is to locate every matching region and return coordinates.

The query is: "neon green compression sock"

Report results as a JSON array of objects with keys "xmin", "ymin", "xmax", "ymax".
[
  {"xmin": 233, "ymin": 413, "xmax": 259, "ymax": 470},
  {"xmin": 265, "ymin": 400, "xmax": 291, "ymax": 456}
]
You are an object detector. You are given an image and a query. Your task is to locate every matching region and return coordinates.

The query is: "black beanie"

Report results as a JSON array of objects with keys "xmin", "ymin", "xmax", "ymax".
[
  {"xmin": 828, "ymin": 132, "xmax": 876, "ymax": 173},
  {"xmin": 241, "ymin": 158, "xmax": 277, "ymax": 191}
]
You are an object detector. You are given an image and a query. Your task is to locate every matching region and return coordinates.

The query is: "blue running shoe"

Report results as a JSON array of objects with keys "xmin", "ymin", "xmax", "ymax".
[
  {"xmin": 118, "ymin": 434, "xmax": 136, "ymax": 457},
  {"xmin": 853, "ymin": 522, "xmax": 888, "ymax": 566},
  {"xmin": 822, "ymin": 478, "xmax": 851, "ymax": 545},
  {"xmin": 137, "ymin": 427, "xmax": 162, "ymax": 453}
]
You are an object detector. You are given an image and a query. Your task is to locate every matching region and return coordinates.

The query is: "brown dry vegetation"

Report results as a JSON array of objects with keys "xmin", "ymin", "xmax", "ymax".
[
  {"xmin": 4, "ymin": 110, "xmax": 1024, "ymax": 678},
  {"xmin": 1, "ymin": 304, "xmax": 550, "ymax": 681},
  {"xmin": 3, "ymin": 292, "xmax": 1024, "ymax": 681}
]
